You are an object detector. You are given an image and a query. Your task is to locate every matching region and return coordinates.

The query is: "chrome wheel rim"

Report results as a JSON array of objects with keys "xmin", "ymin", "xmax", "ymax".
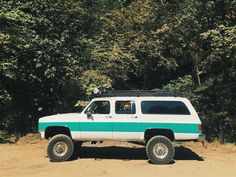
[
  {"xmin": 153, "ymin": 143, "xmax": 169, "ymax": 159},
  {"xmin": 53, "ymin": 141, "xmax": 68, "ymax": 157}
]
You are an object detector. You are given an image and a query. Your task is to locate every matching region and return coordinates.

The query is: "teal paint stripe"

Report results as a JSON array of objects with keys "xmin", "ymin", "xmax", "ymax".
[
  {"xmin": 39, "ymin": 122, "xmax": 79, "ymax": 131},
  {"xmin": 114, "ymin": 122, "xmax": 200, "ymax": 133},
  {"xmin": 39, "ymin": 122, "xmax": 201, "ymax": 134}
]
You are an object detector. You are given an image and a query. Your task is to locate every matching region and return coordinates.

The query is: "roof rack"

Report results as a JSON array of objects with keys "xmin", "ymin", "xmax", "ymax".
[{"xmin": 94, "ymin": 90, "xmax": 182, "ymax": 97}]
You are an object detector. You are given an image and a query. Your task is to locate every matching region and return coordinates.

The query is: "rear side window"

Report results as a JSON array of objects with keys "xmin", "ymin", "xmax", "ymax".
[{"xmin": 141, "ymin": 101, "xmax": 190, "ymax": 115}]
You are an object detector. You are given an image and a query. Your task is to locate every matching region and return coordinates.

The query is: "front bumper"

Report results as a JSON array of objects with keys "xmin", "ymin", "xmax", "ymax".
[{"xmin": 198, "ymin": 134, "xmax": 205, "ymax": 142}]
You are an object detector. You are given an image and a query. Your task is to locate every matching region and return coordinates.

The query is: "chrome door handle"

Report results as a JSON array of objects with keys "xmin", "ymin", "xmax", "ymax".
[
  {"xmin": 131, "ymin": 116, "xmax": 138, "ymax": 118},
  {"xmin": 105, "ymin": 115, "xmax": 112, "ymax": 118}
]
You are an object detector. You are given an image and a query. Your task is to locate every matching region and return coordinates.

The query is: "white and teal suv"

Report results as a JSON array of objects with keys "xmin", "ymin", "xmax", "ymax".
[{"xmin": 38, "ymin": 90, "xmax": 205, "ymax": 164}]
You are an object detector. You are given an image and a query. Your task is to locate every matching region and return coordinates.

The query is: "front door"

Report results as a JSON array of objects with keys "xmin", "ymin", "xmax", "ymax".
[{"xmin": 80, "ymin": 100, "xmax": 113, "ymax": 140}]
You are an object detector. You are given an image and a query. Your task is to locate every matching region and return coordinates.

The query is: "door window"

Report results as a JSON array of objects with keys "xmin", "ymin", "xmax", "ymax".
[
  {"xmin": 115, "ymin": 100, "xmax": 136, "ymax": 114},
  {"xmin": 85, "ymin": 101, "xmax": 110, "ymax": 114}
]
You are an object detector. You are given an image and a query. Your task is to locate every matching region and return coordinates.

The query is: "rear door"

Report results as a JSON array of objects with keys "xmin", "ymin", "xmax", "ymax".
[{"xmin": 112, "ymin": 98, "xmax": 139, "ymax": 140}]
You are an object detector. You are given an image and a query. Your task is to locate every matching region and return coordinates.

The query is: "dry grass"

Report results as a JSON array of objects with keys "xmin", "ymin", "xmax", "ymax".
[
  {"xmin": 179, "ymin": 141, "xmax": 236, "ymax": 154},
  {"xmin": 16, "ymin": 133, "xmax": 42, "ymax": 144}
]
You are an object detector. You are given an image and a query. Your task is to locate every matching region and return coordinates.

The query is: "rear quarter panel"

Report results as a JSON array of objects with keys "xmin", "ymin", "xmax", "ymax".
[{"xmin": 135, "ymin": 97, "xmax": 202, "ymax": 141}]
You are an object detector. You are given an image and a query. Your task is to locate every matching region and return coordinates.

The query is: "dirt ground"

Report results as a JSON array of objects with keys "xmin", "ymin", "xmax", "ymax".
[{"xmin": 0, "ymin": 138, "xmax": 236, "ymax": 177}]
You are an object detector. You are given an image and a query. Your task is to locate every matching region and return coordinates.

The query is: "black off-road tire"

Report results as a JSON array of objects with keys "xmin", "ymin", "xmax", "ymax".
[
  {"xmin": 47, "ymin": 134, "xmax": 74, "ymax": 162},
  {"xmin": 146, "ymin": 135, "xmax": 175, "ymax": 164}
]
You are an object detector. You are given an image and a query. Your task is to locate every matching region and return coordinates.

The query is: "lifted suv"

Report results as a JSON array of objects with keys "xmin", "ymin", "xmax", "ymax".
[{"xmin": 38, "ymin": 90, "xmax": 205, "ymax": 164}]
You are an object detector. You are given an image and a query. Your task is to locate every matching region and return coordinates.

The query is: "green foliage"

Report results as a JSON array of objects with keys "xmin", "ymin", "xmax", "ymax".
[
  {"xmin": 80, "ymin": 70, "xmax": 112, "ymax": 96},
  {"xmin": 199, "ymin": 24, "xmax": 236, "ymax": 142},
  {"xmin": 0, "ymin": 0, "xmax": 236, "ymax": 142},
  {"xmin": 162, "ymin": 75, "xmax": 195, "ymax": 97},
  {"xmin": 0, "ymin": 89, "xmax": 11, "ymax": 104}
]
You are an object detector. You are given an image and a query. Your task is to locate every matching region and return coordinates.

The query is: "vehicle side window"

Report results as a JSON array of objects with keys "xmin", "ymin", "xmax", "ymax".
[
  {"xmin": 85, "ymin": 101, "xmax": 110, "ymax": 114},
  {"xmin": 115, "ymin": 100, "xmax": 136, "ymax": 114},
  {"xmin": 141, "ymin": 101, "xmax": 190, "ymax": 115}
]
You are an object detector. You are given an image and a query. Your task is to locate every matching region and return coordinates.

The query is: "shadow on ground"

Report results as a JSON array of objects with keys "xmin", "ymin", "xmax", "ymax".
[
  {"xmin": 73, "ymin": 145, "xmax": 204, "ymax": 162},
  {"xmin": 175, "ymin": 146, "xmax": 204, "ymax": 161}
]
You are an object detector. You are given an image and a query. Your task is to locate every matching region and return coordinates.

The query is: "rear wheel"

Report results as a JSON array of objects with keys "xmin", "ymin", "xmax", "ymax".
[
  {"xmin": 146, "ymin": 135, "xmax": 175, "ymax": 164},
  {"xmin": 47, "ymin": 134, "xmax": 74, "ymax": 162}
]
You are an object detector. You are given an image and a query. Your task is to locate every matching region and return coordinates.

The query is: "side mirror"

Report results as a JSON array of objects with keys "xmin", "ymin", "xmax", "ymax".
[
  {"xmin": 86, "ymin": 111, "xmax": 91, "ymax": 116},
  {"xmin": 86, "ymin": 111, "xmax": 92, "ymax": 119}
]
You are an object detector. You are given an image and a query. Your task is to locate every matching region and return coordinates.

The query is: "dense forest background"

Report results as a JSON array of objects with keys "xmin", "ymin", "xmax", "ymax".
[{"xmin": 0, "ymin": 0, "xmax": 235, "ymax": 143}]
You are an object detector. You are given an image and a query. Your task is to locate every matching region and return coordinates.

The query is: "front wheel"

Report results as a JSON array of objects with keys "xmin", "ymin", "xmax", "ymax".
[
  {"xmin": 146, "ymin": 136, "xmax": 175, "ymax": 164},
  {"xmin": 47, "ymin": 134, "xmax": 74, "ymax": 162}
]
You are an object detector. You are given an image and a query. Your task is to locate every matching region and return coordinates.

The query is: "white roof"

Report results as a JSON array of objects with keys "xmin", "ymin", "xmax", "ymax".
[{"xmin": 92, "ymin": 96, "xmax": 187, "ymax": 101}]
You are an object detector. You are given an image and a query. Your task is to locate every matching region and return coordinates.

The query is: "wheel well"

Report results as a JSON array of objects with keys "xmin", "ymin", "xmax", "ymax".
[
  {"xmin": 45, "ymin": 126, "xmax": 71, "ymax": 139},
  {"xmin": 144, "ymin": 129, "xmax": 175, "ymax": 142}
]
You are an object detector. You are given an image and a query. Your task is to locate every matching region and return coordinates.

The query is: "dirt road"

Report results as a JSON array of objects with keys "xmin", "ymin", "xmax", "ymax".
[{"xmin": 0, "ymin": 140, "xmax": 236, "ymax": 177}]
